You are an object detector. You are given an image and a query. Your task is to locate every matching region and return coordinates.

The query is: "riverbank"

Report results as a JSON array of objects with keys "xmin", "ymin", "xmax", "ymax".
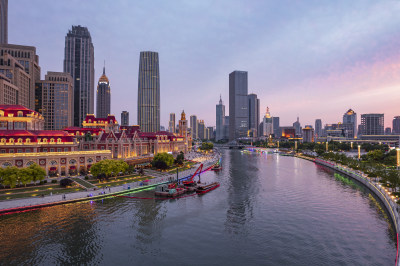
[
  {"xmin": 296, "ymin": 154, "xmax": 400, "ymax": 266},
  {"xmin": 0, "ymin": 152, "xmax": 220, "ymax": 214}
]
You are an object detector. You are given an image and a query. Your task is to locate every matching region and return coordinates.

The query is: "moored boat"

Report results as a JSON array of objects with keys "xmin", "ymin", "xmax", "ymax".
[{"xmin": 196, "ymin": 182, "xmax": 220, "ymax": 194}]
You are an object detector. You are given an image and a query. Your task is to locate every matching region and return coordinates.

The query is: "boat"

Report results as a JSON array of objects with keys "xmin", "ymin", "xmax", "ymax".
[
  {"xmin": 211, "ymin": 164, "xmax": 222, "ymax": 171},
  {"xmin": 181, "ymin": 181, "xmax": 198, "ymax": 192},
  {"xmin": 196, "ymin": 182, "xmax": 220, "ymax": 194},
  {"xmin": 155, "ymin": 183, "xmax": 186, "ymax": 197}
]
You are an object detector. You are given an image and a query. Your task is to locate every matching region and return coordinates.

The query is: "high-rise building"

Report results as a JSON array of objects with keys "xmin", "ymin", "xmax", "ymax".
[
  {"xmin": 190, "ymin": 115, "xmax": 198, "ymax": 139},
  {"xmin": 178, "ymin": 110, "xmax": 187, "ymax": 137},
  {"xmin": 315, "ymin": 119, "xmax": 322, "ymax": 138},
  {"xmin": 360, "ymin": 114, "xmax": 384, "ymax": 135},
  {"xmin": 262, "ymin": 107, "xmax": 273, "ymax": 137},
  {"xmin": 272, "ymin": 116, "xmax": 280, "ymax": 138},
  {"xmin": 223, "ymin": 116, "xmax": 229, "ymax": 140},
  {"xmin": 169, "ymin": 113, "xmax": 175, "ymax": 133},
  {"xmin": 0, "ymin": 52, "xmax": 30, "ymax": 106},
  {"xmin": 64, "ymin": 25, "xmax": 94, "ymax": 127},
  {"xmin": 198, "ymin": 120, "xmax": 205, "ymax": 140},
  {"xmin": 137, "ymin": 51, "xmax": 160, "ymax": 132},
  {"xmin": 207, "ymin": 126, "xmax": 214, "ymax": 140},
  {"xmin": 248, "ymin": 93, "xmax": 260, "ymax": 137},
  {"xmin": 0, "ymin": 44, "xmax": 41, "ymax": 109},
  {"xmin": 96, "ymin": 65, "xmax": 111, "ymax": 118},
  {"xmin": 0, "ymin": 0, "xmax": 7, "ymax": 44},
  {"xmin": 343, "ymin": 109, "xmax": 357, "ymax": 138},
  {"xmin": 216, "ymin": 95, "xmax": 225, "ymax": 141},
  {"xmin": 121, "ymin": 111, "xmax": 129, "ymax": 126},
  {"xmin": 293, "ymin": 117, "xmax": 301, "ymax": 136},
  {"xmin": 302, "ymin": 125, "xmax": 314, "ymax": 143},
  {"xmin": 229, "ymin": 71, "xmax": 248, "ymax": 140},
  {"xmin": 35, "ymin": 72, "xmax": 73, "ymax": 130},
  {"xmin": 385, "ymin": 127, "xmax": 392, "ymax": 135},
  {"xmin": 393, "ymin": 116, "xmax": 400, "ymax": 134}
]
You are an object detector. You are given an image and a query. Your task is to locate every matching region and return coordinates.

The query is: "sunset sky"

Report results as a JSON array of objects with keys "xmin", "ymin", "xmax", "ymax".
[{"xmin": 9, "ymin": 0, "xmax": 400, "ymax": 128}]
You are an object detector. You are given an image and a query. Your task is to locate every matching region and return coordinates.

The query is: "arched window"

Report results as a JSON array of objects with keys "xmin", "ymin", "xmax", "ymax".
[
  {"xmin": 50, "ymin": 138, "xmax": 55, "ymax": 143},
  {"xmin": 26, "ymin": 138, "xmax": 31, "ymax": 144},
  {"xmin": 9, "ymin": 138, "xmax": 14, "ymax": 143},
  {"xmin": 43, "ymin": 138, "xmax": 48, "ymax": 143},
  {"xmin": 17, "ymin": 111, "xmax": 23, "ymax": 117},
  {"xmin": 17, "ymin": 138, "xmax": 23, "ymax": 144},
  {"xmin": 57, "ymin": 138, "xmax": 62, "ymax": 143}
]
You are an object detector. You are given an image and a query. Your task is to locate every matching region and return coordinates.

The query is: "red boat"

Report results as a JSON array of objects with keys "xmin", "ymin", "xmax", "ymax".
[{"xmin": 196, "ymin": 182, "xmax": 220, "ymax": 194}]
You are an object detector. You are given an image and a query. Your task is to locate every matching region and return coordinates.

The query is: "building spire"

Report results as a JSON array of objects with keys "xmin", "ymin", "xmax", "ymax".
[
  {"xmin": 103, "ymin": 60, "xmax": 105, "ymax": 75},
  {"xmin": 219, "ymin": 94, "xmax": 222, "ymax": 104}
]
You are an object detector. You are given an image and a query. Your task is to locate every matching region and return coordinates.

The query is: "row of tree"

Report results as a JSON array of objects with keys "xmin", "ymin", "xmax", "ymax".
[
  {"xmin": 151, "ymin": 152, "xmax": 186, "ymax": 170},
  {"xmin": 0, "ymin": 164, "xmax": 46, "ymax": 188},
  {"xmin": 90, "ymin": 159, "xmax": 129, "ymax": 180}
]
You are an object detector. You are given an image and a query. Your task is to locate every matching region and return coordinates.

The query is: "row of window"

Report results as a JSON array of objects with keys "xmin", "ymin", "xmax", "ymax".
[{"xmin": 0, "ymin": 147, "xmax": 69, "ymax": 153}]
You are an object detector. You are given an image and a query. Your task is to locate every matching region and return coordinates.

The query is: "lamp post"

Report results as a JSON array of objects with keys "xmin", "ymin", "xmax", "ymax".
[
  {"xmin": 326, "ymin": 142, "xmax": 328, "ymax": 152},
  {"xmin": 277, "ymin": 141, "xmax": 280, "ymax": 148},
  {"xmin": 358, "ymin": 145, "xmax": 361, "ymax": 160},
  {"xmin": 295, "ymin": 141, "xmax": 297, "ymax": 151},
  {"xmin": 397, "ymin": 148, "xmax": 400, "ymax": 170},
  {"xmin": 351, "ymin": 142, "xmax": 353, "ymax": 149}
]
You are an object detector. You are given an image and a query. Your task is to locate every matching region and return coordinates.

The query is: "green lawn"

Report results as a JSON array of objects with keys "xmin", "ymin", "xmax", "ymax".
[
  {"xmin": 0, "ymin": 184, "xmax": 61, "ymax": 195},
  {"xmin": 0, "ymin": 186, "xmax": 83, "ymax": 201}
]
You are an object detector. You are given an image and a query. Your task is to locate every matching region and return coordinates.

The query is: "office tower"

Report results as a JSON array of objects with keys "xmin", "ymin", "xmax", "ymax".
[
  {"xmin": 393, "ymin": 116, "xmax": 400, "ymax": 134},
  {"xmin": 190, "ymin": 115, "xmax": 198, "ymax": 139},
  {"xmin": 385, "ymin": 127, "xmax": 392, "ymax": 135},
  {"xmin": 272, "ymin": 116, "xmax": 280, "ymax": 138},
  {"xmin": 96, "ymin": 65, "xmax": 110, "ymax": 118},
  {"xmin": 64, "ymin": 25, "xmax": 94, "ymax": 127},
  {"xmin": 35, "ymin": 72, "xmax": 73, "ymax": 130},
  {"xmin": 302, "ymin": 125, "xmax": 314, "ymax": 143},
  {"xmin": 293, "ymin": 117, "xmax": 301, "ymax": 136},
  {"xmin": 160, "ymin": 125, "xmax": 165, "ymax": 131},
  {"xmin": 360, "ymin": 114, "xmax": 384, "ymax": 135},
  {"xmin": 315, "ymin": 119, "xmax": 322, "ymax": 138},
  {"xmin": 229, "ymin": 70, "xmax": 248, "ymax": 140},
  {"xmin": 216, "ymin": 95, "xmax": 225, "ymax": 141},
  {"xmin": 207, "ymin": 126, "xmax": 214, "ymax": 140},
  {"xmin": 0, "ymin": 52, "xmax": 30, "ymax": 106},
  {"xmin": 121, "ymin": 111, "xmax": 129, "ymax": 126},
  {"xmin": 224, "ymin": 116, "xmax": 229, "ymax": 140},
  {"xmin": 262, "ymin": 107, "xmax": 273, "ymax": 137},
  {"xmin": 169, "ymin": 113, "xmax": 176, "ymax": 133},
  {"xmin": 198, "ymin": 120, "xmax": 205, "ymax": 139},
  {"xmin": 0, "ymin": 44, "xmax": 41, "ymax": 109},
  {"xmin": 137, "ymin": 51, "xmax": 160, "ymax": 132},
  {"xmin": 0, "ymin": 0, "xmax": 7, "ymax": 44},
  {"xmin": 178, "ymin": 110, "xmax": 187, "ymax": 138},
  {"xmin": 248, "ymin": 93, "xmax": 260, "ymax": 137},
  {"xmin": 342, "ymin": 109, "xmax": 357, "ymax": 138}
]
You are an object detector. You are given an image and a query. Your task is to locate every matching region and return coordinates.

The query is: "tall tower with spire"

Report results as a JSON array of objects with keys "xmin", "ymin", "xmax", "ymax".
[
  {"xmin": 96, "ymin": 62, "xmax": 111, "ymax": 118},
  {"xmin": 216, "ymin": 94, "xmax": 226, "ymax": 141}
]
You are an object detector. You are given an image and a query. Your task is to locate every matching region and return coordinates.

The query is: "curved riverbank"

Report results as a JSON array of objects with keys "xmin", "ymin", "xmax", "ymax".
[
  {"xmin": 0, "ymin": 153, "xmax": 220, "ymax": 215},
  {"xmin": 296, "ymin": 154, "xmax": 400, "ymax": 266}
]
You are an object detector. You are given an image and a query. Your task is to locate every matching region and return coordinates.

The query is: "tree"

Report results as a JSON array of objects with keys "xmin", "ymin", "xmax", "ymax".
[
  {"xmin": 175, "ymin": 151, "xmax": 184, "ymax": 165},
  {"xmin": 387, "ymin": 169, "xmax": 400, "ymax": 192},
  {"xmin": 200, "ymin": 142, "xmax": 214, "ymax": 151},
  {"xmin": 29, "ymin": 164, "xmax": 46, "ymax": 184},
  {"xmin": 19, "ymin": 168, "xmax": 33, "ymax": 187},
  {"xmin": 3, "ymin": 166, "xmax": 19, "ymax": 188},
  {"xmin": 152, "ymin": 153, "xmax": 174, "ymax": 170}
]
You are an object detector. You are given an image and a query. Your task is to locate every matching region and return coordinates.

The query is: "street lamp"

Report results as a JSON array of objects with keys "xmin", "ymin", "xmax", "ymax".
[
  {"xmin": 397, "ymin": 148, "xmax": 400, "ymax": 169},
  {"xmin": 326, "ymin": 142, "xmax": 328, "ymax": 152},
  {"xmin": 358, "ymin": 145, "xmax": 361, "ymax": 160},
  {"xmin": 277, "ymin": 141, "xmax": 280, "ymax": 148},
  {"xmin": 351, "ymin": 142, "xmax": 353, "ymax": 149}
]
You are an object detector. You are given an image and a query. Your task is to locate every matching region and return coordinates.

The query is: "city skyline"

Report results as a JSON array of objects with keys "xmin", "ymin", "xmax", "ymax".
[{"xmin": 7, "ymin": 0, "xmax": 400, "ymax": 128}]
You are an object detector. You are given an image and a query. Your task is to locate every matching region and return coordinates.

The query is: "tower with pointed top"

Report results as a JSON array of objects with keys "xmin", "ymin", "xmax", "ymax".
[
  {"xmin": 179, "ymin": 110, "xmax": 187, "ymax": 137},
  {"xmin": 216, "ymin": 94, "xmax": 226, "ymax": 141},
  {"xmin": 96, "ymin": 63, "xmax": 111, "ymax": 118}
]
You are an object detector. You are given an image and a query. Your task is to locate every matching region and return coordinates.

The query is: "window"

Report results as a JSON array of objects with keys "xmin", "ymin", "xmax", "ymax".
[
  {"xmin": 50, "ymin": 148, "xmax": 55, "ymax": 152},
  {"xmin": 17, "ymin": 149, "xmax": 22, "ymax": 153},
  {"xmin": 64, "ymin": 148, "xmax": 68, "ymax": 152},
  {"xmin": 17, "ymin": 138, "xmax": 23, "ymax": 144},
  {"xmin": 9, "ymin": 149, "xmax": 14, "ymax": 153},
  {"xmin": 57, "ymin": 148, "xmax": 61, "ymax": 152},
  {"xmin": 57, "ymin": 138, "xmax": 62, "ymax": 143},
  {"xmin": 25, "ymin": 149, "xmax": 31, "ymax": 153},
  {"xmin": 1, "ymin": 149, "xmax": 5, "ymax": 153},
  {"xmin": 43, "ymin": 148, "xmax": 47, "ymax": 152}
]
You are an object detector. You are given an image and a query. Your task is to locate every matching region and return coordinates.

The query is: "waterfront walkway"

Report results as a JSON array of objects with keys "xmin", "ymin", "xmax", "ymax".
[{"xmin": 0, "ymin": 152, "xmax": 220, "ymax": 213}]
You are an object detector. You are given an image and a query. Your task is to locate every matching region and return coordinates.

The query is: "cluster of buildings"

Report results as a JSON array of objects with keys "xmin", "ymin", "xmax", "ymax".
[
  {"xmin": 168, "ymin": 112, "xmax": 214, "ymax": 141},
  {"xmin": 0, "ymin": 1, "xmax": 192, "ymax": 176}
]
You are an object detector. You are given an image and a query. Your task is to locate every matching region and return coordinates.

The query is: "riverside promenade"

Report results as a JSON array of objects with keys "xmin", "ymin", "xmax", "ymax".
[
  {"xmin": 296, "ymin": 154, "xmax": 400, "ymax": 266},
  {"xmin": 0, "ymin": 152, "xmax": 220, "ymax": 214}
]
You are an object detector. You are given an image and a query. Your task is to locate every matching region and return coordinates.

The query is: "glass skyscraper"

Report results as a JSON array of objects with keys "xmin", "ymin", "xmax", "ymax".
[
  {"xmin": 0, "ymin": 0, "xmax": 7, "ymax": 44},
  {"xmin": 63, "ymin": 25, "xmax": 94, "ymax": 127},
  {"xmin": 216, "ymin": 95, "xmax": 225, "ymax": 141},
  {"xmin": 229, "ymin": 70, "xmax": 248, "ymax": 140},
  {"xmin": 137, "ymin": 51, "xmax": 160, "ymax": 132},
  {"xmin": 96, "ymin": 66, "xmax": 111, "ymax": 118}
]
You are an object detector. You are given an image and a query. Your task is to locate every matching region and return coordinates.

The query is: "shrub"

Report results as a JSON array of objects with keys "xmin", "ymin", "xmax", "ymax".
[
  {"xmin": 60, "ymin": 178, "xmax": 73, "ymax": 187},
  {"xmin": 84, "ymin": 176, "xmax": 89, "ymax": 180},
  {"xmin": 51, "ymin": 180, "xmax": 58, "ymax": 183}
]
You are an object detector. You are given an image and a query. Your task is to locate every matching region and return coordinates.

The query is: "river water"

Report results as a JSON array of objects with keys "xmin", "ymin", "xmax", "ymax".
[{"xmin": 0, "ymin": 150, "xmax": 396, "ymax": 265}]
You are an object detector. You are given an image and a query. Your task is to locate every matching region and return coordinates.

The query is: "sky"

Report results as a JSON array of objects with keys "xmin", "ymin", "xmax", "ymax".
[{"xmin": 8, "ymin": 0, "xmax": 400, "ymax": 129}]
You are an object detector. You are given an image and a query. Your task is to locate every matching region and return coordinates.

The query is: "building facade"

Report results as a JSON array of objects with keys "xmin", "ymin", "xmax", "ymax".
[
  {"xmin": 0, "ymin": 44, "xmax": 41, "ymax": 109},
  {"xmin": 262, "ymin": 107, "xmax": 273, "ymax": 137},
  {"xmin": 35, "ymin": 71, "xmax": 73, "ymax": 130},
  {"xmin": 216, "ymin": 95, "xmax": 225, "ymax": 141},
  {"xmin": 293, "ymin": 117, "xmax": 301, "ymax": 136},
  {"xmin": 393, "ymin": 116, "xmax": 400, "ymax": 134},
  {"xmin": 229, "ymin": 71, "xmax": 248, "ymax": 140},
  {"xmin": 0, "ymin": 0, "xmax": 7, "ymax": 44},
  {"xmin": 360, "ymin": 113, "xmax": 384, "ymax": 135},
  {"xmin": 63, "ymin": 25, "xmax": 94, "ymax": 127},
  {"xmin": 315, "ymin": 119, "xmax": 322, "ymax": 138},
  {"xmin": 272, "ymin": 116, "xmax": 280, "ymax": 138},
  {"xmin": 169, "ymin": 113, "xmax": 175, "ymax": 133},
  {"xmin": 343, "ymin": 109, "xmax": 357, "ymax": 138},
  {"xmin": 198, "ymin": 120, "xmax": 205, "ymax": 140},
  {"xmin": 248, "ymin": 93, "xmax": 260, "ymax": 137},
  {"xmin": 302, "ymin": 125, "xmax": 314, "ymax": 143},
  {"xmin": 137, "ymin": 51, "xmax": 160, "ymax": 132},
  {"xmin": 121, "ymin": 111, "xmax": 129, "ymax": 126},
  {"xmin": 190, "ymin": 115, "xmax": 198, "ymax": 139},
  {"xmin": 96, "ymin": 66, "xmax": 111, "ymax": 118}
]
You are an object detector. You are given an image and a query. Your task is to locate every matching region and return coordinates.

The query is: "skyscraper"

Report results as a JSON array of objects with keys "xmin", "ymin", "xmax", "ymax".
[
  {"xmin": 121, "ymin": 111, "xmax": 129, "ymax": 126},
  {"xmin": 248, "ymin": 93, "xmax": 260, "ymax": 137},
  {"xmin": 343, "ymin": 109, "xmax": 357, "ymax": 138},
  {"xmin": 178, "ymin": 110, "xmax": 187, "ymax": 137},
  {"xmin": 198, "ymin": 120, "xmax": 205, "ymax": 140},
  {"xmin": 315, "ymin": 119, "xmax": 322, "ymax": 138},
  {"xmin": 190, "ymin": 115, "xmax": 198, "ymax": 139},
  {"xmin": 272, "ymin": 116, "xmax": 280, "ymax": 137},
  {"xmin": 229, "ymin": 71, "xmax": 248, "ymax": 140},
  {"xmin": 0, "ymin": 0, "xmax": 7, "ymax": 44},
  {"xmin": 393, "ymin": 116, "xmax": 400, "ymax": 134},
  {"xmin": 360, "ymin": 114, "xmax": 384, "ymax": 135},
  {"xmin": 64, "ymin": 25, "xmax": 94, "ymax": 127},
  {"xmin": 293, "ymin": 117, "xmax": 301, "ymax": 136},
  {"xmin": 35, "ymin": 72, "xmax": 73, "ymax": 130},
  {"xmin": 0, "ymin": 44, "xmax": 41, "ymax": 109},
  {"xmin": 216, "ymin": 95, "xmax": 225, "ymax": 141},
  {"xmin": 137, "ymin": 51, "xmax": 160, "ymax": 132},
  {"xmin": 169, "ymin": 113, "xmax": 175, "ymax": 133},
  {"xmin": 262, "ymin": 107, "xmax": 273, "ymax": 137},
  {"xmin": 96, "ymin": 65, "xmax": 111, "ymax": 118}
]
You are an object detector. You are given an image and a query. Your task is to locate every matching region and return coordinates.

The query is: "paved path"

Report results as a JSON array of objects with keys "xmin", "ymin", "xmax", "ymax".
[{"xmin": 0, "ymin": 154, "xmax": 220, "ymax": 211}]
